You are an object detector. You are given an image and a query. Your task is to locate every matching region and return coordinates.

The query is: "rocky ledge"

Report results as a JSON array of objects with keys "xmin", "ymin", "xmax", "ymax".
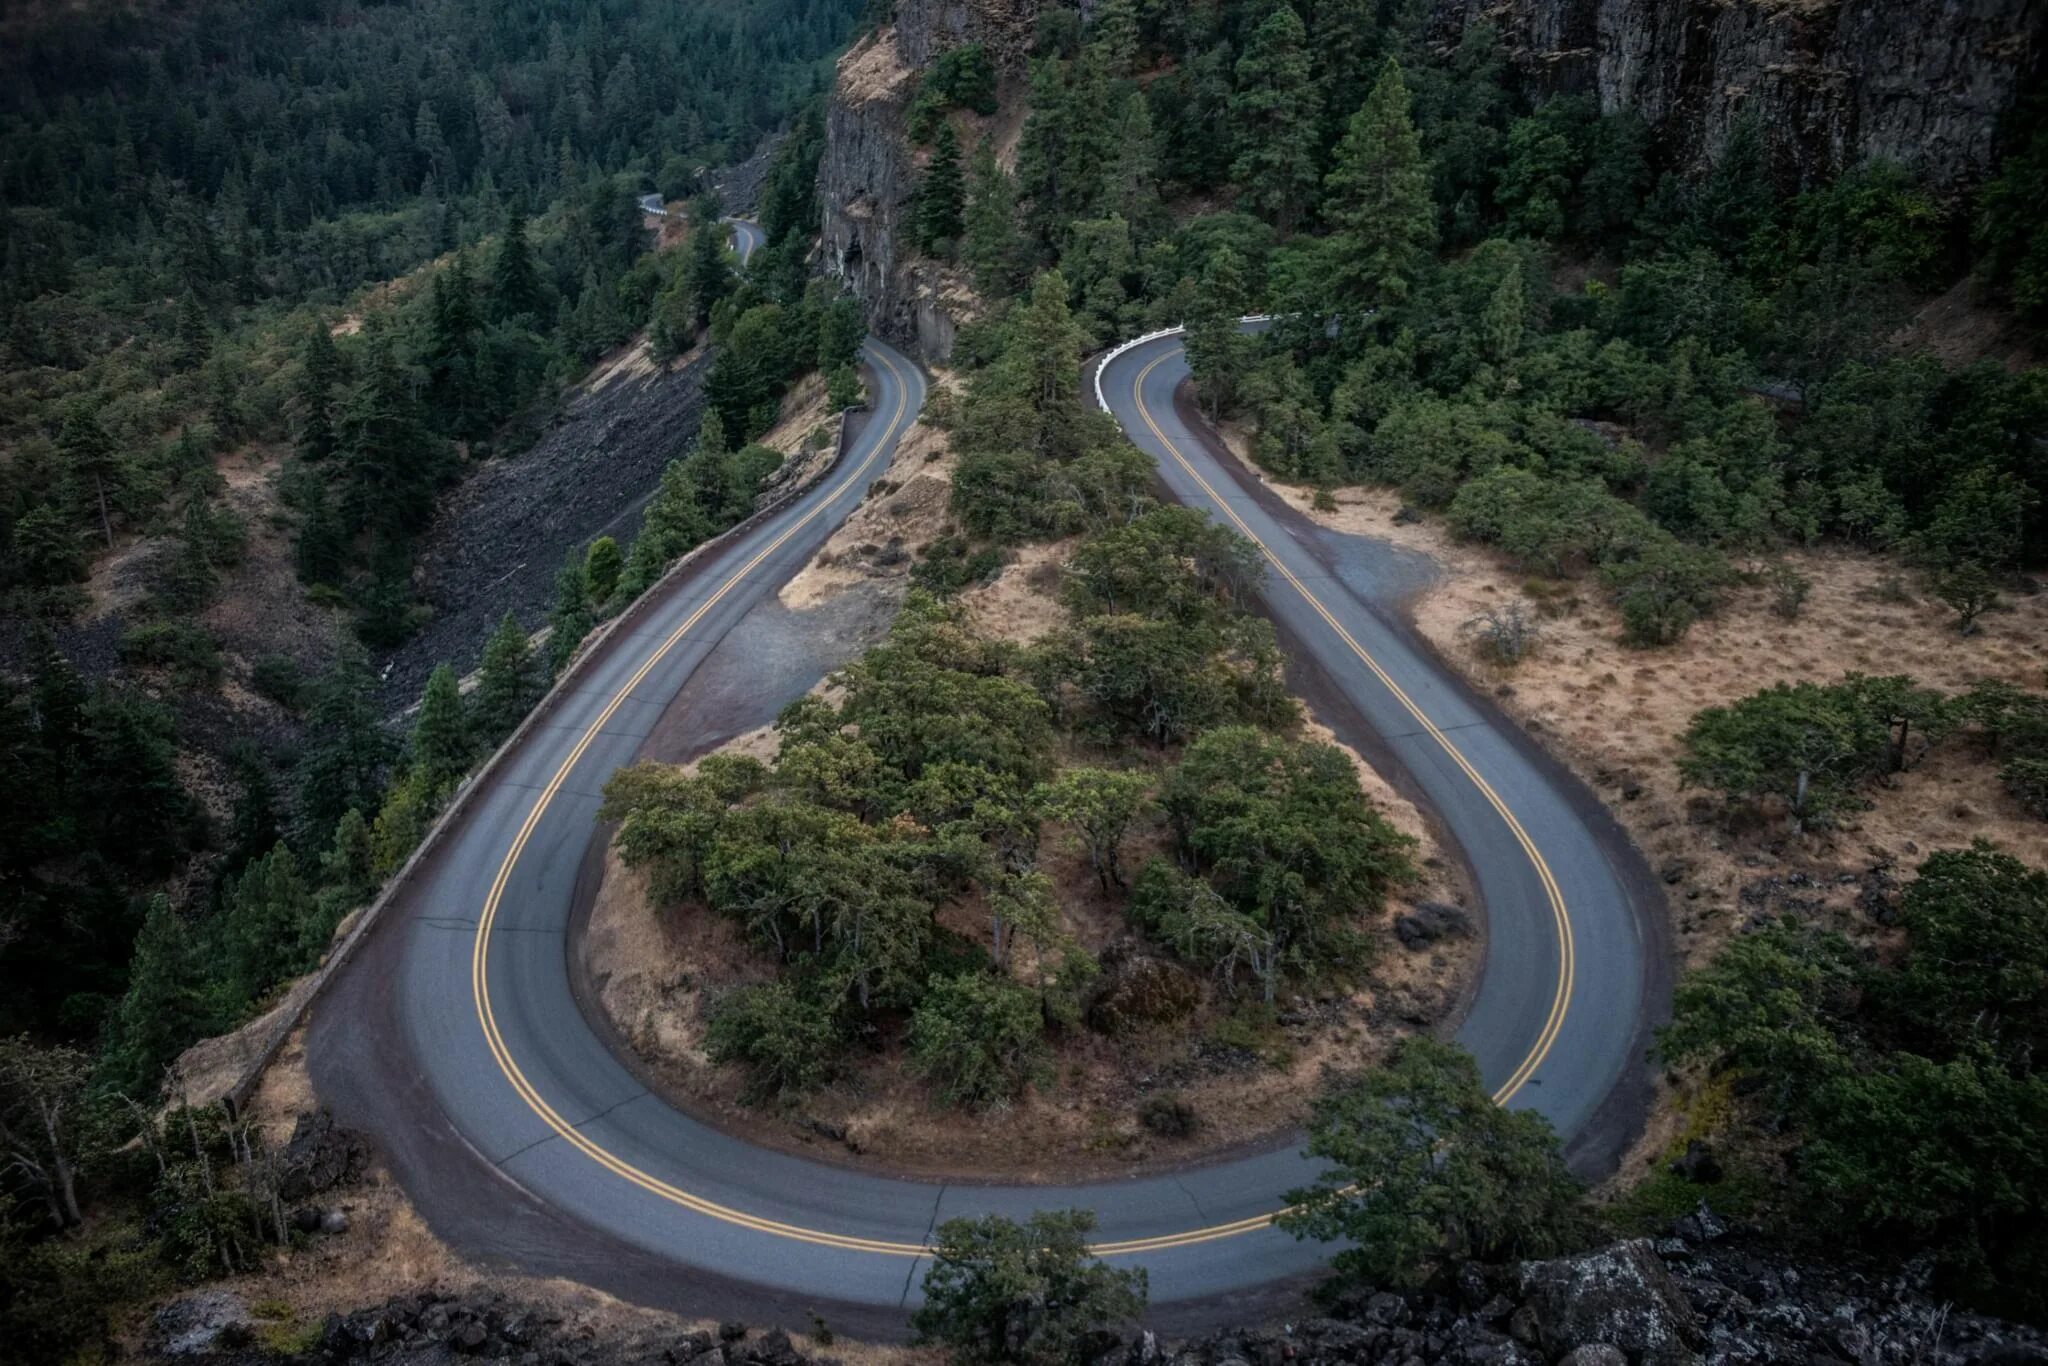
[{"xmin": 151, "ymin": 1203, "xmax": 2047, "ymax": 1365}]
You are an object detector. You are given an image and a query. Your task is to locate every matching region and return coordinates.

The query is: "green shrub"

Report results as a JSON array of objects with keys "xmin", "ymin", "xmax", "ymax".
[
  {"xmin": 907, "ymin": 972, "xmax": 1047, "ymax": 1108},
  {"xmin": 119, "ymin": 619, "xmax": 223, "ymax": 686},
  {"xmin": 704, "ymin": 980, "xmax": 841, "ymax": 1101},
  {"xmin": 249, "ymin": 654, "xmax": 308, "ymax": 711},
  {"xmin": 911, "ymin": 535, "xmax": 1005, "ymax": 595}
]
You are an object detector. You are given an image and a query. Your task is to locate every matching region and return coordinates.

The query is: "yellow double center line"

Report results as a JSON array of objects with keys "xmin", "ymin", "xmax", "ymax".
[
  {"xmin": 1127, "ymin": 349, "xmax": 1574, "ymax": 1107},
  {"xmin": 464, "ymin": 336, "xmax": 1569, "ymax": 1264}
]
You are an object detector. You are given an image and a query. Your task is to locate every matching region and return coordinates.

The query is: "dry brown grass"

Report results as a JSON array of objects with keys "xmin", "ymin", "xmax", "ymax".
[{"xmin": 1267, "ymin": 477, "xmax": 2046, "ymax": 969}]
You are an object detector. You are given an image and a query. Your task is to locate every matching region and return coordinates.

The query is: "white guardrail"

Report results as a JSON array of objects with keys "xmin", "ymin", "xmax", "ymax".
[{"xmin": 1091, "ymin": 315, "xmax": 1276, "ymax": 414}]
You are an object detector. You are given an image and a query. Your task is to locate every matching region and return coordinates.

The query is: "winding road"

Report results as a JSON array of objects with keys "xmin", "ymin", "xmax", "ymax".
[{"xmin": 307, "ymin": 241, "xmax": 1663, "ymax": 1332}]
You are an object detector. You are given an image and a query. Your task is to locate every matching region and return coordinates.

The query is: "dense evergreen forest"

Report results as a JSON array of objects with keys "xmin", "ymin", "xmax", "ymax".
[{"xmin": 0, "ymin": 3, "xmax": 863, "ymax": 1348}]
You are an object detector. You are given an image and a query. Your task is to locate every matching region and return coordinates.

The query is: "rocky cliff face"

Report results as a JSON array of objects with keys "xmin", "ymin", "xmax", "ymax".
[
  {"xmin": 819, "ymin": 0, "xmax": 1038, "ymax": 360},
  {"xmin": 1434, "ymin": 0, "xmax": 2044, "ymax": 187},
  {"xmin": 820, "ymin": 0, "xmax": 2041, "ymax": 361}
]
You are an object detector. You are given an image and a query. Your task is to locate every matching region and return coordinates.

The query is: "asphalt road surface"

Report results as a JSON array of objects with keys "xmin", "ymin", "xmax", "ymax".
[
  {"xmin": 307, "ymin": 303, "xmax": 1663, "ymax": 1330},
  {"xmin": 1095, "ymin": 327, "xmax": 1664, "ymax": 1162}
]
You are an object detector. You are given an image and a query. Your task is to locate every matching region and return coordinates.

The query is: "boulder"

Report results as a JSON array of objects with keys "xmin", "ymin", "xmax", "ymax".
[
  {"xmin": 1515, "ymin": 1239, "xmax": 1703, "ymax": 1366},
  {"xmin": 1668, "ymin": 1139, "xmax": 1723, "ymax": 1185},
  {"xmin": 279, "ymin": 1109, "xmax": 371, "ymax": 1201},
  {"xmin": 1394, "ymin": 902, "xmax": 1472, "ymax": 949},
  {"xmin": 152, "ymin": 1291, "xmax": 254, "ymax": 1358},
  {"xmin": 1559, "ymin": 1347, "xmax": 1629, "ymax": 1366}
]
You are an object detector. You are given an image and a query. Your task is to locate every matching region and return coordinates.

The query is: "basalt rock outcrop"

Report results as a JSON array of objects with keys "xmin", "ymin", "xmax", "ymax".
[
  {"xmin": 819, "ymin": 0, "xmax": 1034, "ymax": 360},
  {"xmin": 821, "ymin": 0, "xmax": 2041, "ymax": 364},
  {"xmin": 149, "ymin": 1219, "xmax": 2048, "ymax": 1364},
  {"xmin": 1431, "ymin": 0, "xmax": 2044, "ymax": 187}
]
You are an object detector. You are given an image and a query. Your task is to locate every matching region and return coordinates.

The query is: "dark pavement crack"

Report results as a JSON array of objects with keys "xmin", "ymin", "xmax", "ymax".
[{"xmin": 899, "ymin": 1184, "xmax": 947, "ymax": 1307}]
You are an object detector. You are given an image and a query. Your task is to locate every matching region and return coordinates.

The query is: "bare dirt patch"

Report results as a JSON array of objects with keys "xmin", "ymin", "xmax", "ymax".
[
  {"xmin": 778, "ymin": 418, "xmax": 953, "ymax": 610},
  {"xmin": 957, "ymin": 539, "xmax": 1072, "ymax": 643}
]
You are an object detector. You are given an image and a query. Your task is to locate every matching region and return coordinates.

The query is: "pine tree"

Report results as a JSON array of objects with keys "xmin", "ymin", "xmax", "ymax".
[
  {"xmin": 1691, "ymin": 111, "xmax": 1776, "ymax": 259},
  {"xmin": 488, "ymin": 206, "xmax": 544, "ymax": 324},
  {"xmin": 1105, "ymin": 93, "xmax": 1161, "ymax": 230},
  {"xmin": 174, "ymin": 289, "xmax": 213, "ymax": 369},
  {"xmin": 338, "ymin": 320, "xmax": 444, "ymax": 537},
  {"xmin": 1185, "ymin": 245, "xmax": 1251, "ymax": 417},
  {"xmin": 1308, "ymin": 0, "xmax": 1391, "ymax": 150},
  {"xmin": 102, "ymin": 895, "xmax": 214, "ymax": 1095},
  {"xmin": 424, "ymin": 252, "xmax": 483, "ymax": 438},
  {"xmin": 1229, "ymin": 7, "xmax": 1322, "ymax": 232},
  {"xmin": 295, "ymin": 323, "xmax": 340, "ymax": 463},
  {"xmin": 474, "ymin": 612, "xmax": 537, "ymax": 743},
  {"xmin": 964, "ymin": 140, "xmax": 1022, "ymax": 295},
  {"xmin": 410, "ymin": 663, "xmax": 471, "ymax": 795},
  {"xmin": 1009, "ymin": 270, "xmax": 1091, "ymax": 461},
  {"xmin": 1016, "ymin": 56, "xmax": 1073, "ymax": 238},
  {"xmin": 679, "ymin": 194, "xmax": 734, "ymax": 330},
  {"xmin": 1323, "ymin": 59, "xmax": 1437, "ymax": 306},
  {"xmin": 584, "ymin": 535, "xmax": 622, "ymax": 605},
  {"xmin": 916, "ymin": 120, "xmax": 967, "ymax": 254},
  {"xmin": 1090, "ymin": 0, "xmax": 1139, "ymax": 76},
  {"xmin": 1060, "ymin": 42, "xmax": 1119, "ymax": 220},
  {"xmin": 695, "ymin": 406, "xmax": 729, "ymax": 457},
  {"xmin": 292, "ymin": 652, "xmax": 394, "ymax": 848},
  {"xmin": 57, "ymin": 399, "xmax": 121, "ymax": 549},
  {"xmin": 220, "ymin": 844, "xmax": 317, "ymax": 1007},
  {"xmin": 320, "ymin": 807, "xmax": 376, "ymax": 902},
  {"xmin": 548, "ymin": 551, "xmax": 592, "ymax": 674},
  {"xmin": 293, "ymin": 475, "xmax": 347, "ymax": 585}
]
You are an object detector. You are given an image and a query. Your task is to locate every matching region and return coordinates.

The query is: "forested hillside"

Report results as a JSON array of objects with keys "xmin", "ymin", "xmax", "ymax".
[
  {"xmin": 0, "ymin": 4, "xmax": 865, "ymax": 1337},
  {"xmin": 825, "ymin": 0, "xmax": 2048, "ymax": 1320}
]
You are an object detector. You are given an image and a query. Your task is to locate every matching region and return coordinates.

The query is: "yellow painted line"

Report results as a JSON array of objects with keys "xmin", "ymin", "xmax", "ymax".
[
  {"xmin": 464, "ymin": 335, "xmax": 1571, "ymax": 1265},
  {"xmin": 1126, "ymin": 348, "xmax": 1573, "ymax": 1106}
]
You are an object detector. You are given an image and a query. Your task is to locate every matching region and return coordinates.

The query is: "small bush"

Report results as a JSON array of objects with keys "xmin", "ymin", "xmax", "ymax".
[
  {"xmin": 705, "ymin": 980, "xmax": 841, "ymax": 1102},
  {"xmin": 1462, "ymin": 603, "xmax": 1540, "ymax": 666},
  {"xmin": 912, "ymin": 535, "xmax": 1005, "ymax": 595},
  {"xmin": 1139, "ymin": 1092, "xmax": 1198, "ymax": 1138},
  {"xmin": 119, "ymin": 619, "xmax": 223, "ymax": 686},
  {"xmin": 908, "ymin": 972, "xmax": 1047, "ymax": 1109},
  {"xmin": 1766, "ymin": 562, "xmax": 1812, "ymax": 620},
  {"xmin": 249, "ymin": 655, "xmax": 307, "ymax": 711}
]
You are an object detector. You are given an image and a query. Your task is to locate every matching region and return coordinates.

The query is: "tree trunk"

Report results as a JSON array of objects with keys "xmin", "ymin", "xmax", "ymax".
[
  {"xmin": 92, "ymin": 472, "xmax": 114, "ymax": 549},
  {"xmin": 1792, "ymin": 768, "xmax": 1810, "ymax": 834}
]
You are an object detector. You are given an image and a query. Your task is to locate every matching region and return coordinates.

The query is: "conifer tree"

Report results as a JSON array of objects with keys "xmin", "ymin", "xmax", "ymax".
[
  {"xmin": 220, "ymin": 845, "xmax": 317, "ymax": 1007},
  {"xmin": 424, "ymin": 252, "xmax": 483, "ymax": 437},
  {"xmin": 411, "ymin": 663, "xmax": 471, "ymax": 794},
  {"xmin": 1090, "ymin": 0, "xmax": 1139, "ymax": 76},
  {"xmin": 964, "ymin": 141, "xmax": 1021, "ymax": 295},
  {"xmin": 295, "ymin": 323, "xmax": 340, "ymax": 464},
  {"xmin": 474, "ymin": 611, "xmax": 538, "ymax": 743},
  {"xmin": 1229, "ymin": 7, "xmax": 1322, "ymax": 232},
  {"xmin": 584, "ymin": 535, "xmax": 622, "ymax": 605},
  {"xmin": 102, "ymin": 895, "xmax": 213, "ymax": 1094},
  {"xmin": 292, "ymin": 652, "xmax": 393, "ymax": 848},
  {"xmin": 488, "ymin": 207, "xmax": 545, "ymax": 324},
  {"xmin": 338, "ymin": 320, "xmax": 444, "ymax": 537},
  {"xmin": 1186, "ymin": 246, "xmax": 1251, "ymax": 417},
  {"xmin": 679, "ymin": 194, "xmax": 734, "ymax": 330},
  {"xmin": 1105, "ymin": 93, "xmax": 1161, "ymax": 230},
  {"xmin": 549, "ymin": 551, "xmax": 593, "ymax": 673},
  {"xmin": 1323, "ymin": 59, "xmax": 1436, "ymax": 306},
  {"xmin": 917, "ymin": 121, "xmax": 967, "ymax": 255},
  {"xmin": 320, "ymin": 806, "xmax": 376, "ymax": 903},
  {"xmin": 57, "ymin": 399, "xmax": 120, "ymax": 549}
]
